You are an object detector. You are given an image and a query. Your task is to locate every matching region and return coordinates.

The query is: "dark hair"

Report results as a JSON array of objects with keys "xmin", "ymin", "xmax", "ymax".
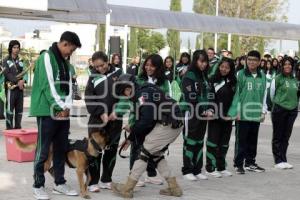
[
  {"xmin": 207, "ymin": 47, "xmax": 215, "ymax": 52},
  {"xmin": 92, "ymin": 51, "xmax": 108, "ymax": 62},
  {"xmin": 211, "ymin": 57, "xmax": 237, "ymax": 86},
  {"xmin": 39, "ymin": 49, "xmax": 47, "ymax": 55},
  {"xmin": 281, "ymin": 56, "xmax": 294, "ymax": 75},
  {"xmin": 190, "ymin": 49, "xmax": 209, "ymax": 74},
  {"xmin": 179, "ymin": 52, "xmax": 191, "ymax": 65},
  {"xmin": 264, "ymin": 60, "xmax": 273, "ymax": 74},
  {"xmin": 235, "ymin": 56, "xmax": 246, "ymax": 72},
  {"xmin": 140, "ymin": 54, "xmax": 166, "ymax": 85},
  {"xmin": 111, "ymin": 53, "xmax": 121, "ymax": 65},
  {"xmin": 60, "ymin": 31, "xmax": 82, "ymax": 48},
  {"xmin": 8, "ymin": 40, "xmax": 20, "ymax": 55},
  {"xmin": 164, "ymin": 56, "xmax": 174, "ymax": 70},
  {"xmin": 247, "ymin": 50, "xmax": 261, "ymax": 60}
]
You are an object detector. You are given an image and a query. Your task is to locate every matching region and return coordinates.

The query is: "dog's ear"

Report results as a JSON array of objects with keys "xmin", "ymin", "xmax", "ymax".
[{"xmin": 91, "ymin": 130, "xmax": 108, "ymax": 148}]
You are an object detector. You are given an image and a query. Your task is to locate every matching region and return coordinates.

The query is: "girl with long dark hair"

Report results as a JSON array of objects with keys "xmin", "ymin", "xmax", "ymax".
[
  {"xmin": 181, "ymin": 50, "xmax": 214, "ymax": 181},
  {"xmin": 164, "ymin": 56, "xmax": 175, "ymax": 82},
  {"xmin": 270, "ymin": 57, "xmax": 299, "ymax": 170},
  {"xmin": 176, "ymin": 52, "xmax": 191, "ymax": 79},
  {"xmin": 205, "ymin": 57, "xmax": 237, "ymax": 178}
]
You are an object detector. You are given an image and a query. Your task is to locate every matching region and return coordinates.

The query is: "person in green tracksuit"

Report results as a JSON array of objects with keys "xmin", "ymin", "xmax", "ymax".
[
  {"xmin": 181, "ymin": 50, "xmax": 214, "ymax": 181},
  {"xmin": 30, "ymin": 31, "xmax": 81, "ymax": 200},
  {"xmin": 227, "ymin": 50, "xmax": 267, "ymax": 175},
  {"xmin": 270, "ymin": 56, "xmax": 299, "ymax": 170},
  {"xmin": 129, "ymin": 54, "xmax": 170, "ymax": 186}
]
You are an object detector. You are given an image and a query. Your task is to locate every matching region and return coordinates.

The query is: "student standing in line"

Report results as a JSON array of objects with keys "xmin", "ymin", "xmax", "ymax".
[
  {"xmin": 205, "ymin": 57, "xmax": 237, "ymax": 178},
  {"xmin": 3, "ymin": 40, "xmax": 26, "ymax": 129},
  {"xmin": 164, "ymin": 56, "xmax": 175, "ymax": 83},
  {"xmin": 176, "ymin": 52, "xmax": 191, "ymax": 80},
  {"xmin": 265, "ymin": 60, "xmax": 276, "ymax": 111},
  {"xmin": 85, "ymin": 51, "xmax": 122, "ymax": 192},
  {"xmin": 180, "ymin": 50, "xmax": 214, "ymax": 181},
  {"xmin": 31, "ymin": 31, "xmax": 81, "ymax": 200},
  {"xmin": 270, "ymin": 56, "xmax": 299, "ymax": 170},
  {"xmin": 227, "ymin": 50, "xmax": 267, "ymax": 175}
]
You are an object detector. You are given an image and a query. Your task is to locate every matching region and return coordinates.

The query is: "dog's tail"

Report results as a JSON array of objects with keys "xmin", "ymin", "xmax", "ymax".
[{"xmin": 14, "ymin": 138, "xmax": 37, "ymax": 152}]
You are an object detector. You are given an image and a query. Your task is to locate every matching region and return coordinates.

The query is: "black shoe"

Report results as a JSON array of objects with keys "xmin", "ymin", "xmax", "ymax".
[
  {"xmin": 245, "ymin": 164, "xmax": 265, "ymax": 173},
  {"xmin": 235, "ymin": 166, "xmax": 245, "ymax": 174}
]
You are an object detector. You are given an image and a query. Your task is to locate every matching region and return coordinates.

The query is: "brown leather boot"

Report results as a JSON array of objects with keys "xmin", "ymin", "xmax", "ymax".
[
  {"xmin": 159, "ymin": 177, "xmax": 183, "ymax": 197},
  {"xmin": 111, "ymin": 177, "xmax": 138, "ymax": 198}
]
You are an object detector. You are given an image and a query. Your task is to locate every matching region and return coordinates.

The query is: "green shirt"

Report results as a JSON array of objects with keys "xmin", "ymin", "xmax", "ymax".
[
  {"xmin": 270, "ymin": 74, "xmax": 299, "ymax": 110},
  {"xmin": 30, "ymin": 49, "xmax": 72, "ymax": 116},
  {"xmin": 227, "ymin": 69, "xmax": 267, "ymax": 122}
]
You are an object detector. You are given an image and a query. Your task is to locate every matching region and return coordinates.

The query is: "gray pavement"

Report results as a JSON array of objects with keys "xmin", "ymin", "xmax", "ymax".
[{"xmin": 1, "ymin": 99, "xmax": 300, "ymax": 200}]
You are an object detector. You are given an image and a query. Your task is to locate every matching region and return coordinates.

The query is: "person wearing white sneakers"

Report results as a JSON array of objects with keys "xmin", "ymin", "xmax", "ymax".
[
  {"xmin": 180, "ymin": 50, "xmax": 214, "ymax": 181},
  {"xmin": 270, "ymin": 56, "xmax": 299, "ymax": 170},
  {"xmin": 30, "ymin": 31, "xmax": 81, "ymax": 200},
  {"xmin": 205, "ymin": 58, "xmax": 236, "ymax": 178}
]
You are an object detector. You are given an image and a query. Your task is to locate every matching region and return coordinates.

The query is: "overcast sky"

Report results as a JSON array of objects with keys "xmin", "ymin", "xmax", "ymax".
[{"xmin": 0, "ymin": 0, "xmax": 299, "ymax": 52}]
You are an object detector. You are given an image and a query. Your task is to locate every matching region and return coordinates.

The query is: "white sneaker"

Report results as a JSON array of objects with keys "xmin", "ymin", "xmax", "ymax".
[
  {"xmin": 145, "ymin": 176, "xmax": 163, "ymax": 185},
  {"xmin": 53, "ymin": 184, "xmax": 78, "ymax": 196},
  {"xmin": 33, "ymin": 187, "xmax": 50, "ymax": 200},
  {"xmin": 183, "ymin": 174, "xmax": 197, "ymax": 181},
  {"xmin": 99, "ymin": 182, "xmax": 112, "ymax": 190},
  {"xmin": 136, "ymin": 180, "xmax": 146, "ymax": 187},
  {"xmin": 206, "ymin": 171, "xmax": 222, "ymax": 178},
  {"xmin": 195, "ymin": 173, "xmax": 208, "ymax": 180},
  {"xmin": 88, "ymin": 184, "xmax": 100, "ymax": 192},
  {"xmin": 284, "ymin": 162, "xmax": 293, "ymax": 169},
  {"xmin": 220, "ymin": 170, "xmax": 233, "ymax": 177},
  {"xmin": 274, "ymin": 162, "xmax": 287, "ymax": 170}
]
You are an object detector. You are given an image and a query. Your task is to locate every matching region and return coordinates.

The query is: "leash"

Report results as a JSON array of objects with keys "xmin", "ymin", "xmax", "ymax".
[{"xmin": 118, "ymin": 130, "xmax": 129, "ymax": 159}]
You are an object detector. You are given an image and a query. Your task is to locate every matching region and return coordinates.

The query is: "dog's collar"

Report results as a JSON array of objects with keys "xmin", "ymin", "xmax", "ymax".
[{"xmin": 90, "ymin": 138, "xmax": 102, "ymax": 153}]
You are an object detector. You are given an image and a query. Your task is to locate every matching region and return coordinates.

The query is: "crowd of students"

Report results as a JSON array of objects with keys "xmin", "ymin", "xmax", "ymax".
[{"xmin": 4, "ymin": 31, "xmax": 298, "ymax": 199}]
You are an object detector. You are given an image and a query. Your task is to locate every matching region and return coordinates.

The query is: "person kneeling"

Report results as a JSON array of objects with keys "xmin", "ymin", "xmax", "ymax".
[{"xmin": 111, "ymin": 74, "xmax": 183, "ymax": 198}]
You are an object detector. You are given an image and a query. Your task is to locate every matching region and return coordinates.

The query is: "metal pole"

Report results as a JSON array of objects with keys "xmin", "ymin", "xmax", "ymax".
[
  {"xmin": 105, "ymin": 9, "xmax": 112, "ymax": 54},
  {"xmin": 279, "ymin": 40, "xmax": 282, "ymax": 53},
  {"xmin": 122, "ymin": 25, "xmax": 128, "ymax": 74},
  {"xmin": 228, "ymin": 33, "xmax": 232, "ymax": 51},
  {"xmin": 214, "ymin": 0, "xmax": 219, "ymax": 51}
]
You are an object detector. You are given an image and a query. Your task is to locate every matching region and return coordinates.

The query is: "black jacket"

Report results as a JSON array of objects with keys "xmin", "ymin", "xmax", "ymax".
[
  {"xmin": 212, "ymin": 78, "xmax": 235, "ymax": 119},
  {"xmin": 127, "ymin": 64, "xmax": 139, "ymax": 76},
  {"xmin": 3, "ymin": 55, "xmax": 24, "ymax": 91},
  {"xmin": 85, "ymin": 65, "xmax": 122, "ymax": 123},
  {"xmin": 128, "ymin": 84, "xmax": 182, "ymax": 144}
]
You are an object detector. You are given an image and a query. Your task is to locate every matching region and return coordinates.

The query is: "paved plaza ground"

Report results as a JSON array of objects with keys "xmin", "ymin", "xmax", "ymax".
[{"xmin": 0, "ymin": 98, "xmax": 300, "ymax": 200}]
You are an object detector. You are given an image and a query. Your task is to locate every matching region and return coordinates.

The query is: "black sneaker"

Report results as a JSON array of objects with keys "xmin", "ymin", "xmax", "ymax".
[
  {"xmin": 245, "ymin": 164, "xmax": 265, "ymax": 173},
  {"xmin": 235, "ymin": 166, "xmax": 245, "ymax": 174}
]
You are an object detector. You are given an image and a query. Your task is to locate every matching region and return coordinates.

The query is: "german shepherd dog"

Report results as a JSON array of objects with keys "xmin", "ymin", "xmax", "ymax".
[{"xmin": 15, "ymin": 131, "xmax": 108, "ymax": 199}]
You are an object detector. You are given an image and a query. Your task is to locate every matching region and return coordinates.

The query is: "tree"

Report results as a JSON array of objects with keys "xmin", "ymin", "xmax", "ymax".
[
  {"xmin": 128, "ymin": 27, "xmax": 138, "ymax": 58},
  {"xmin": 96, "ymin": 24, "xmax": 106, "ymax": 51},
  {"xmin": 138, "ymin": 29, "xmax": 166, "ymax": 58},
  {"xmin": 20, "ymin": 47, "xmax": 36, "ymax": 86},
  {"xmin": 167, "ymin": 0, "xmax": 181, "ymax": 59},
  {"xmin": 193, "ymin": 0, "xmax": 287, "ymax": 56}
]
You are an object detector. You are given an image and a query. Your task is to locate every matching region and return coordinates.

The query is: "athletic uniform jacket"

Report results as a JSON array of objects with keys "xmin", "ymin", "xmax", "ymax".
[
  {"xmin": 30, "ymin": 47, "xmax": 72, "ymax": 117},
  {"xmin": 3, "ymin": 55, "xmax": 25, "ymax": 91},
  {"xmin": 227, "ymin": 68, "xmax": 267, "ymax": 122},
  {"xmin": 85, "ymin": 65, "xmax": 122, "ymax": 131},
  {"xmin": 180, "ymin": 68, "xmax": 214, "ymax": 115}
]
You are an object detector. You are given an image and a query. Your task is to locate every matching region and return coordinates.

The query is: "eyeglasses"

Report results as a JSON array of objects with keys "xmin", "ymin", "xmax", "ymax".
[{"xmin": 247, "ymin": 57, "xmax": 260, "ymax": 62}]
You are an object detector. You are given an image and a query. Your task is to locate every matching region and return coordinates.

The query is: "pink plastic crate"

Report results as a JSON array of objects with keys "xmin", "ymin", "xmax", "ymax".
[{"xmin": 3, "ymin": 128, "xmax": 38, "ymax": 162}]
